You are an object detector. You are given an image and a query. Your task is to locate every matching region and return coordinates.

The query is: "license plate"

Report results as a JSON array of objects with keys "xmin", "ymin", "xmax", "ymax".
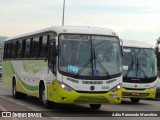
[{"xmin": 132, "ymin": 92, "xmax": 139, "ymax": 96}]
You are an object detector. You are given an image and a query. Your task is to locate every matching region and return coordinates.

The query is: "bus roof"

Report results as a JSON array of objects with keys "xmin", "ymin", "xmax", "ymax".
[
  {"xmin": 122, "ymin": 39, "xmax": 153, "ymax": 49},
  {"xmin": 6, "ymin": 26, "xmax": 118, "ymax": 41}
]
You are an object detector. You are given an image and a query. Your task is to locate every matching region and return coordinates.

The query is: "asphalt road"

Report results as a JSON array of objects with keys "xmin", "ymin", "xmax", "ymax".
[{"xmin": 0, "ymin": 81, "xmax": 160, "ymax": 120}]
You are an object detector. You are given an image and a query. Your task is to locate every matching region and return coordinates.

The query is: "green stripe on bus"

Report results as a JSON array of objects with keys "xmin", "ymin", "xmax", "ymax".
[{"xmin": 16, "ymin": 74, "xmax": 39, "ymax": 91}]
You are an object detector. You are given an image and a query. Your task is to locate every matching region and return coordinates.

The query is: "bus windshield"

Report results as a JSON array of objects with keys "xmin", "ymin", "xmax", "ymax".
[
  {"xmin": 123, "ymin": 47, "xmax": 156, "ymax": 78},
  {"xmin": 59, "ymin": 34, "xmax": 122, "ymax": 79}
]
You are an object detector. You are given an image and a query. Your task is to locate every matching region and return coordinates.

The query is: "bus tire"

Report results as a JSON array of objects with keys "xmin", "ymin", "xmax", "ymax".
[
  {"xmin": 89, "ymin": 104, "xmax": 101, "ymax": 110},
  {"xmin": 130, "ymin": 98, "xmax": 140, "ymax": 103},
  {"xmin": 12, "ymin": 79, "xmax": 27, "ymax": 99},
  {"xmin": 39, "ymin": 83, "xmax": 52, "ymax": 108},
  {"xmin": 12, "ymin": 79, "xmax": 21, "ymax": 99}
]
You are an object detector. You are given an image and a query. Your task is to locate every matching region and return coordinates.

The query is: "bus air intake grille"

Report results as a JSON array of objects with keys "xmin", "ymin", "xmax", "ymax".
[
  {"xmin": 74, "ymin": 96, "xmax": 109, "ymax": 103},
  {"xmin": 122, "ymin": 92, "xmax": 149, "ymax": 97}
]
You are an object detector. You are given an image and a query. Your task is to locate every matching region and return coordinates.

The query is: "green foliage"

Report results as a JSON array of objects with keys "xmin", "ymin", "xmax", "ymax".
[
  {"xmin": 155, "ymin": 38, "xmax": 160, "ymax": 76},
  {"xmin": 155, "ymin": 45, "xmax": 160, "ymax": 67}
]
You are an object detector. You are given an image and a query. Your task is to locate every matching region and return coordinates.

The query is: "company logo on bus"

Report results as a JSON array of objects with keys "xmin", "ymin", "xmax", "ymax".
[{"xmin": 90, "ymin": 86, "xmax": 95, "ymax": 91}]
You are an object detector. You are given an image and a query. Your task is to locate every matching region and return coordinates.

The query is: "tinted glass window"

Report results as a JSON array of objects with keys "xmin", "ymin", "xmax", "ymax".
[
  {"xmin": 11, "ymin": 42, "xmax": 17, "ymax": 58},
  {"xmin": 31, "ymin": 37, "xmax": 39, "ymax": 58},
  {"xmin": 3, "ymin": 43, "xmax": 7, "ymax": 59},
  {"xmin": 24, "ymin": 39, "xmax": 31, "ymax": 58},
  {"xmin": 59, "ymin": 34, "xmax": 122, "ymax": 78},
  {"xmin": 40, "ymin": 35, "xmax": 48, "ymax": 57},
  {"xmin": 7, "ymin": 43, "xmax": 11, "ymax": 58},
  {"xmin": 123, "ymin": 47, "xmax": 156, "ymax": 78},
  {"xmin": 17, "ymin": 41, "xmax": 23, "ymax": 58}
]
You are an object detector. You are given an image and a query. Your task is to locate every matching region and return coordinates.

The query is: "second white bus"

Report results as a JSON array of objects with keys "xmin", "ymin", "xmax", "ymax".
[{"xmin": 122, "ymin": 40, "xmax": 157, "ymax": 103}]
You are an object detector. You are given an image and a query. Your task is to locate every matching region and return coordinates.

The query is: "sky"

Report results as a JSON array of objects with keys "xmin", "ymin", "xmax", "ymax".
[{"xmin": 0, "ymin": 0, "xmax": 160, "ymax": 46}]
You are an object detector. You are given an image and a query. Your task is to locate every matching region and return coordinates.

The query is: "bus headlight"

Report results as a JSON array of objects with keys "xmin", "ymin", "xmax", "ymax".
[
  {"xmin": 59, "ymin": 82, "xmax": 73, "ymax": 92},
  {"xmin": 111, "ymin": 84, "xmax": 121, "ymax": 92}
]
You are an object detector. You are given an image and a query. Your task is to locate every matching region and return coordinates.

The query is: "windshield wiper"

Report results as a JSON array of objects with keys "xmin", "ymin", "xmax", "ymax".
[
  {"xmin": 92, "ymin": 48, "xmax": 111, "ymax": 78},
  {"xmin": 75, "ymin": 48, "xmax": 111, "ymax": 78},
  {"xmin": 74, "ymin": 58, "xmax": 91, "ymax": 78},
  {"xmin": 75, "ymin": 41, "xmax": 93, "ymax": 78}
]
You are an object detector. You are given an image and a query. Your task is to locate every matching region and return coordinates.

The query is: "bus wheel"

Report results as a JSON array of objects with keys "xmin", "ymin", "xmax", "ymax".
[
  {"xmin": 130, "ymin": 98, "xmax": 140, "ymax": 103},
  {"xmin": 89, "ymin": 104, "xmax": 101, "ymax": 110},
  {"xmin": 12, "ymin": 80, "xmax": 21, "ymax": 99},
  {"xmin": 40, "ymin": 85, "xmax": 52, "ymax": 108}
]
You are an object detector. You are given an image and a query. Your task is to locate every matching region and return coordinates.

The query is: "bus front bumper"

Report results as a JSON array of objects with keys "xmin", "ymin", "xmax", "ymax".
[
  {"xmin": 122, "ymin": 87, "xmax": 156, "ymax": 99},
  {"xmin": 47, "ymin": 81, "xmax": 122, "ymax": 104}
]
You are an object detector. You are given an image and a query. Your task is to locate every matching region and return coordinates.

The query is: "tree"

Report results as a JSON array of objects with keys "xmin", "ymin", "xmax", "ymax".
[{"xmin": 155, "ymin": 37, "xmax": 160, "ymax": 76}]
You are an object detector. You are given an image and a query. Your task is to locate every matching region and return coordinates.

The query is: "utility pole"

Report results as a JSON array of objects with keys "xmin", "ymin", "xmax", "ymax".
[{"xmin": 62, "ymin": 0, "xmax": 65, "ymax": 26}]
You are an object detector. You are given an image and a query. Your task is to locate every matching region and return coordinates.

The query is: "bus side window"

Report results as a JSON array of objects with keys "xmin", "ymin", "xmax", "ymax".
[
  {"xmin": 48, "ymin": 41, "xmax": 56, "ymax": 74},
  {"xmin": 3, "ymin": 43, "xmax": 7, "ymax": 59},
  {"xmin": 24, "ymin": 39, "xmax": 31, "ymax": 58},
  {"xmin": 40, "ymin": 35, "xmax": 48, "ymax": 57},
  {"xmin": 11, "ymin": 42, "xmax": 17, "ymax": 58},
  {"xmin": 7, "ymin": 43, "xmax": 11, "ymax": 58},
  {"xmin": 17, "ymin": 40, "xmax": 23, "ymax": 58},
  {"xmin": 31, "ymin": 37, "xmax": 40, "ymax": 58}
]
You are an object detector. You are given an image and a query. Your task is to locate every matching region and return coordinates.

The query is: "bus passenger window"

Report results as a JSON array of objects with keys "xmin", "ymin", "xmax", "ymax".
[
  {"xmin": 24, "ymin": 39, "xmax": 31, "ymax": 58},
  {"xmin": 40, "ymin": 35, "xmax": 48, "ymax": 57},
  {"xmin": 31, "ymin": 37, "xmax": 40, "ymax": 58},
  {"xmin": 3, "ymin": 44, "xmax": 7, "ymax": 59},
  {"xmin": 7, "ymin": 43, "xmax": 11, "ymax": 58},
  {"xmin": 11, "ymin": 42, "xmax": 17, "ymax": 58},
  {"xmin": 17, "ymin": 41, "xmax": 23, "ymax": 58}
]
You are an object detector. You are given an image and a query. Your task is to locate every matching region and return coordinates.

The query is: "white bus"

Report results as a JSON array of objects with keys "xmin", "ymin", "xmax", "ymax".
[
  {"xmin": 3, "ymin": 26, "xmax": 122, "ymax": 110},
  {"xmin": 122, "ymin": 40, "xmax": 157, "ymax": 103}
]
